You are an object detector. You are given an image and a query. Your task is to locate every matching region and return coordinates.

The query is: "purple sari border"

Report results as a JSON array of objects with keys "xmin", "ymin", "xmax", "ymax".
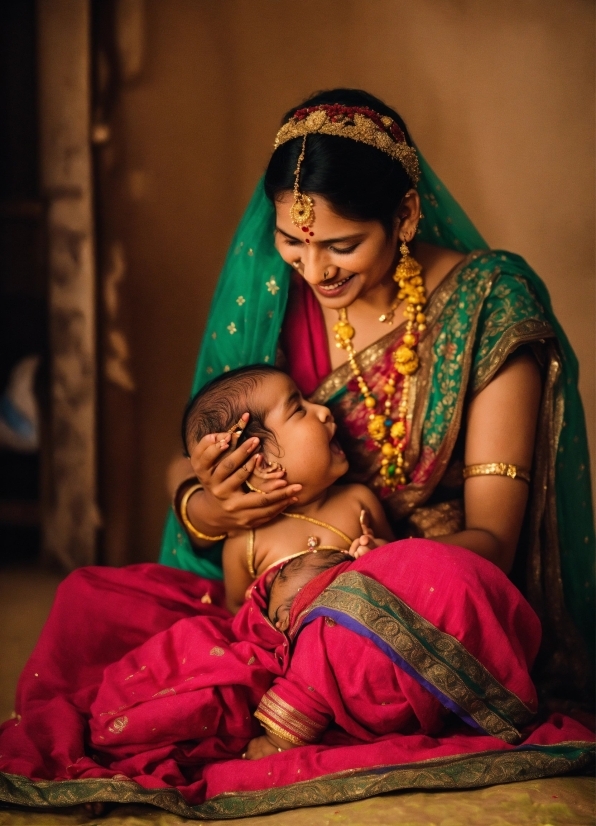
[{"xmin": 300, "ymin": 606, "xmax": 484, "ymax": 733}]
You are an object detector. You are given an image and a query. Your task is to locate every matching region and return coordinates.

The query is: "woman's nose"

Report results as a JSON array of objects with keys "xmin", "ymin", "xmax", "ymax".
[{"xmin": 299, "ymin": 254, "xmax": 331, "ymax": 285}]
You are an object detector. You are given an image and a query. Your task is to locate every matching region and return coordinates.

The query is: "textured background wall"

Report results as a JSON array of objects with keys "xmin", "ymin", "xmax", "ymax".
[{"xmin": 96, "ymin": 0, "xmax": 595, "ymax": 562}]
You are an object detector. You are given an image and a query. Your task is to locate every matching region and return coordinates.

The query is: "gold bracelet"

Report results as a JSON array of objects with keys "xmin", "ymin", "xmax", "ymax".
[
  {"xmin": 463, "ymin": 463, "xmax": 531, "ymax": 484},
  {"xmin": 179, "ymin": 483, "xmax": 227, "ymax": 543}
]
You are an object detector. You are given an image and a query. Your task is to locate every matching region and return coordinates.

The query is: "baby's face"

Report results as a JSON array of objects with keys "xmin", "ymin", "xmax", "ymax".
[{"xmin": 258, "ymin": 373, "xmax": 348, "ymax": 492}]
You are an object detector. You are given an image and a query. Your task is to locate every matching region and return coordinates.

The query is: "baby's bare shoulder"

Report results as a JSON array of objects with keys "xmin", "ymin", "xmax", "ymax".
[{"xmin": 330, "ymin": 483, "xmax": 378, "ymax": 511}]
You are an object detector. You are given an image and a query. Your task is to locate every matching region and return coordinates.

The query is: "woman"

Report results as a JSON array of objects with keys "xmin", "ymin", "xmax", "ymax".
[
  {"xmin": 163, "ymin": 89, "xmax": 594, "ymax": 697},
  {"xmin": 1, "ymin": 90, "xmax": 593, "ymax": 820},
  {"xmin": 161, "ymin": 89, "xmax": 594, "ymax": 688}
]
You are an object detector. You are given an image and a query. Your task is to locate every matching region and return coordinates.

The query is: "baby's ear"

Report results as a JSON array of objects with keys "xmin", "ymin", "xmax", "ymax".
[{"xmin": 252, "ymin": 454, "xmax": 285, "ymax": 480}]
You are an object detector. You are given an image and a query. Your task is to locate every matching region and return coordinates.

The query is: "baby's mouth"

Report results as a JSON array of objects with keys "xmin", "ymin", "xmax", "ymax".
[{"xmin": 330, "ymin": 437, "xmax": 345, "ymax": 457}]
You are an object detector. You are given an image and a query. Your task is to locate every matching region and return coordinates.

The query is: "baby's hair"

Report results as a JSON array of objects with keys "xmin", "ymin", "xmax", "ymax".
[
  {"xmin": 274, "ymin": 551, "xmax": 348, "ymax": 586},
  {"xmin": 181, "ymin": 364, "xmax": 286, "ymax": 457}
]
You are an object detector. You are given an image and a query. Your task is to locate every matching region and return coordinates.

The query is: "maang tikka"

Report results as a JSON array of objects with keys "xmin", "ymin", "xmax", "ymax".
[{"xmin": 290, "ymin": 136, "xmax": 315, "ymax": 237}]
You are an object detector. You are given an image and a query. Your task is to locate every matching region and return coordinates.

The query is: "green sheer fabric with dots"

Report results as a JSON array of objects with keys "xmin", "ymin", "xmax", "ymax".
[{"xmin": 158, "ymin": 150, "xmax": 594, "ymax": 653}]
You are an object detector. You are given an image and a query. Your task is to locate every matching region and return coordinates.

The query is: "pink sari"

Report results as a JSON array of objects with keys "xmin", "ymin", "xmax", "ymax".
[{"xmin": 0, "ymin": 541, "xmax": 593, "ymax": 819}]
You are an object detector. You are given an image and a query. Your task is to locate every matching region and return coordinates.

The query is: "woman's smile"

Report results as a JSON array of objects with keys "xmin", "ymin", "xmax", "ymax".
[{"xmin": 315, "ymin": 272, "xmax": 357, "ymax": 297}]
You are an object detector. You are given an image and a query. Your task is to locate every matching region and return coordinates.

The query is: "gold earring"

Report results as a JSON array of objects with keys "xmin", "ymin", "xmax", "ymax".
[{"xmin": 393, "ymin": 239, "xmax": 422, "ymax": 283}]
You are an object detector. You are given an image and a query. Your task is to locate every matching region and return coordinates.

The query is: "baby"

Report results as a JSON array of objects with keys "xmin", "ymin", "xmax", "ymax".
[{"xmin": 182, "ymin": 365, "xmax": 394, "ymax": 613}]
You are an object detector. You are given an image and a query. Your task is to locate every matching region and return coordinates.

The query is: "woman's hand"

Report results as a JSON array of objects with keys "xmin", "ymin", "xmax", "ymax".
[{"xmin": 186, "ymin": 418, "xmax": 302, "ymax": 540}]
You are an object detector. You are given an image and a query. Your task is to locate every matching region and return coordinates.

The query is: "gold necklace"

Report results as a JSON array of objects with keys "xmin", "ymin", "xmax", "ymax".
[
  {"xmin": 332, "ymin": 241, "xmax": 426, "ymax": 488},
  {"xmin": 245, "ymin": 481, "xmax": 353, "ymax": 547},
  {"xmin": 282, "ymin": 511, "xmax": 352, "ymax": 545}
]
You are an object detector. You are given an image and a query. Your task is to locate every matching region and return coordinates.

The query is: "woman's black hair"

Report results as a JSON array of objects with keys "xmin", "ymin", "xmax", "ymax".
[
  {"xmin": 181, "ymin": 364, "xmax": 285, "ymax": 457},
  {"xmin": 264, "ymin": 89, "xmax": 414, "ymax": 235}
]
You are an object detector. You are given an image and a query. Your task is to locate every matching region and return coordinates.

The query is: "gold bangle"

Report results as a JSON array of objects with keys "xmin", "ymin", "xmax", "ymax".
[
  {"xmin": 463, "ymin": 463, "xmax": 531, "ymax": 484},
  {"xmin": 179, "ymin": 483, "xmax": 227, "ymax": 543}
]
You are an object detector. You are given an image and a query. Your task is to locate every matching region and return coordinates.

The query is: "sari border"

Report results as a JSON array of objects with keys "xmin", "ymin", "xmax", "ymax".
[
  {"xmin": 256, "ymin": 690, "xmax": 323, "ymax": 745},
  {"xmin": 290, "ymin": 571, "xmax": 535, "ymax": 742},
  {"xmin": 472, "ymin": 319, "xmax": 555, "ymax": 395},
  {"xmin": 0, "ymin": 742, "xmax": 593, "ymax": 819},
  {"xmin": 309, "ymin": 250, "xmax": 485, "ymax": 407},
  {"xmin": 390, "ymin": 255, "xmax": 501, "ymax": 518}
]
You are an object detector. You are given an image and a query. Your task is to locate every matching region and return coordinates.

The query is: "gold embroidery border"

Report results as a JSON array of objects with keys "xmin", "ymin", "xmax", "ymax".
[
  {"xmin": 292, "ymin": 571, "xmax": 534, "ymax": 741},
  {"xmin": 0, "ymin": 742, "xmax": 592, "ymax": 819},
  {"xmin": 256, "ymin": 690, "xmax": 324, "ymax": 744},
  {"xmin": 255, "ymin": 716, "xmax": 309, "ymax": 746},
  {"xmin": 525, "ymin": 342, "xmax": 590, "ymax": 691},
  {"xmin": 472, "ymin": 318, "xmax": 555, "ymax": 394},
  {"xmin": 309, "ymin": 251, "xmax": 484, "ymax": 406},
  {"xmin": 393, "ymin": 256, "xmax": 500, "ymax": 520}
]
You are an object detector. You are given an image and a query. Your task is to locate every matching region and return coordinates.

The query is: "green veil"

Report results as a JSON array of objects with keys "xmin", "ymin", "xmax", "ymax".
[{"xmin": 159, "ymin": 150, "xmax": 594, "ymax": 649}]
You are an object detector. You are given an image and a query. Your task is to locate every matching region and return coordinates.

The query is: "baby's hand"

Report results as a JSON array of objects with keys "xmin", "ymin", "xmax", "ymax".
[
  {"xmin": 244, "ymin": 732, "xmax": 294, "ymax": 760},
  {"xmin": 347, "ymin": 509, "xmax": 384, "ymax": 558}
]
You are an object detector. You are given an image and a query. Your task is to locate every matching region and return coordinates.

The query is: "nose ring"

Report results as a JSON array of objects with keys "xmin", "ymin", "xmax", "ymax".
[
  {"xmin": 293, "ymin": 262, "xmax": 301, "ymax": 270},
  {"xmin": 323, "ymin": 270, "xmax": 329, "ymax": 280}
]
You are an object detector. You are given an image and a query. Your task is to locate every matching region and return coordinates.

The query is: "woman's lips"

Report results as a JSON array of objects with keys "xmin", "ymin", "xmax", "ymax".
[{"xmin": 315, "ymin": 273, "xmax": 356, "ymax": 298}]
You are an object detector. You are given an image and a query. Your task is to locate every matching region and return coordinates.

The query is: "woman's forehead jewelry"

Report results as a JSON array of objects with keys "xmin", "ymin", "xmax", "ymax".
[
  {"xmin": 332, "ymin": 238, "xmax": 426, "ymax": 489},
  {"xmin": 274, "ymin": 104, "xmax": 420, "ymax": 185},
  {"xmin": 290, "ymin": 135, "xmax": 315, "ymax": 234}
]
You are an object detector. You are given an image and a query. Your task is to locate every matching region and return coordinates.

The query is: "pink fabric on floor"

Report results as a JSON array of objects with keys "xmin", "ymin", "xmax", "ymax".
[{"xmin": 0, "ymin": 544, "xmax": 593, "ymax": 807}]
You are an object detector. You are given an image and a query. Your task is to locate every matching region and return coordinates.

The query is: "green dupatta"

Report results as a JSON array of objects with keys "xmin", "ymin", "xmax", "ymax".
[{"xmin": 159, "ymin": 151, "xmax": 594, "ymax": 654}]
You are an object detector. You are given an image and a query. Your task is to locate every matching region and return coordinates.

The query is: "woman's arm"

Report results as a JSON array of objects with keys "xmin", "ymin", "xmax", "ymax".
[{"xmin": 437, "ymin": 351, "xmax": 542, "ymax": 573}]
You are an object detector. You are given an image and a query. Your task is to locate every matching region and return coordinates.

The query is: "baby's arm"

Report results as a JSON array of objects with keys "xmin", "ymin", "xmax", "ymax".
[
  {"xmin": 245, "ymin": 672, "xmax": 332, "ymax": 759},
  {"xmin": 222, "ymin": 533, "xmax": 253, "ymax": 614}
]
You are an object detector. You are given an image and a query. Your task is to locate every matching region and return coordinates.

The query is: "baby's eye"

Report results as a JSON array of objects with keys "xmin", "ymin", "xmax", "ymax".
[{"xmin": 292, "ymin": 405, "xmax": 306, "ymax": 416}]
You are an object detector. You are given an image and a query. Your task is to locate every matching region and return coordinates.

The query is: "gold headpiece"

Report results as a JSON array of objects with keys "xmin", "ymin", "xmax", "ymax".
[
  {"xmin": 274, "ymin": 105, "xmax": 420, "ymax": 231},
  {"xmin": 274, "ymin": 106, "xmax": 421, "ymax": 181}
]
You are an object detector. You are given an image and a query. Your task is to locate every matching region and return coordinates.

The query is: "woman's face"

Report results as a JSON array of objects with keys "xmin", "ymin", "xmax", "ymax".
[{"xmin": 274, "ymin": 192, "xmax": 399, "ymax": 309}]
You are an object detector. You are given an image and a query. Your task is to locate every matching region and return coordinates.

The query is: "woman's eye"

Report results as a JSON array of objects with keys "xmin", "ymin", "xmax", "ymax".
[
  {"xmin": 284, "ymin": 239, "xmax": 300, "ymax": 247},
  {"xmin": 329, "ymin": 244, "xmax": 359, "ymax": 255}
]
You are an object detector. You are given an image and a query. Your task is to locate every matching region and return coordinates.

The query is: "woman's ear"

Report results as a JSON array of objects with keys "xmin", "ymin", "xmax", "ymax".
[{"xmin": 395, "ymin": 189, "xmax": 421, "ymax": 243}]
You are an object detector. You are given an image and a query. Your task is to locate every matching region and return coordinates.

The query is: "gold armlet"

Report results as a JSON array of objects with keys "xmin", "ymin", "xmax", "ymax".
[
  {"xmin": 179, "ymin": 483, "xmax": 227, "ymax": 543},
  {"xmin": 463, "ymin": 463, "xmax": 531, "ymax": 484}
]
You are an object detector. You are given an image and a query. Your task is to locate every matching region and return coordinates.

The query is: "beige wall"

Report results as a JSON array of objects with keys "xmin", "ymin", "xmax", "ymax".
[{"xmin": 97, "ymin": 0, "xmax": 595, "ymax": 562}]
